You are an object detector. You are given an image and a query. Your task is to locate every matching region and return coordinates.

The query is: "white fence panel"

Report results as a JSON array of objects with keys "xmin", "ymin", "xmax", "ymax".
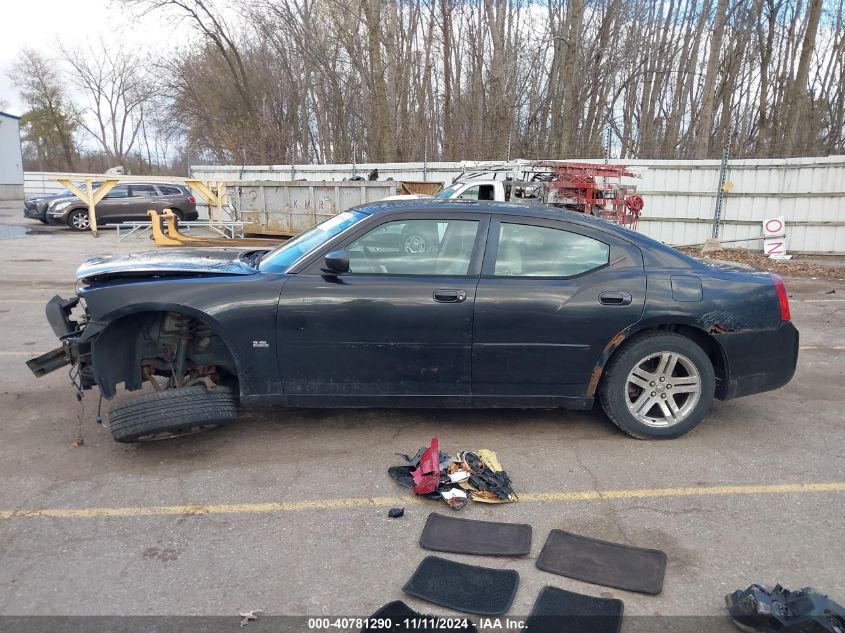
[{"xmin": 24, "ymin": 157, "xmax": 845, "ymax": 253}]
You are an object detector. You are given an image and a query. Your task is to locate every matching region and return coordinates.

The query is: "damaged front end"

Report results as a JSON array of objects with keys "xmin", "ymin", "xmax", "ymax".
[{"xmin": 27, "ymin": 294, "xmax": 95, "ymax": 385}]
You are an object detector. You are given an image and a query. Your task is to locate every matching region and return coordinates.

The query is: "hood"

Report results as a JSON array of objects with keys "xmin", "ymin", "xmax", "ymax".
[
  {"xmin": 76, "ymin": 248, "xmax": 263, "ymax": 282},
  {"xmin": 27, "ymin": 193, "xmax": 73, "ymax": 203},
  {"xmin": 26, "ymin": 193, "xmax": 67, "ymax": 210}
]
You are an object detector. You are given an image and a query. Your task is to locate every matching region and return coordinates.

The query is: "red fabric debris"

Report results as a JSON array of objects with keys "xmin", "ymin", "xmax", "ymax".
[{"xmin": 411, "ymin": 437, "xmax": 441, "ymax": 495}]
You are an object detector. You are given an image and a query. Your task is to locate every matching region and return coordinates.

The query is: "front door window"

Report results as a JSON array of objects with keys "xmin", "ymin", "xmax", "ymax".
[{"xmin": 346, "ymin": 219, "xmax": 479, "ymax": 276}]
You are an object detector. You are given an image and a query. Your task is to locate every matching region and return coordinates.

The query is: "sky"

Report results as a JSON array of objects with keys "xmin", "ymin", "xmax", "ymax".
[{"xmin": 0, "ymin": 0, "xmax": 182, "ymax": 115}]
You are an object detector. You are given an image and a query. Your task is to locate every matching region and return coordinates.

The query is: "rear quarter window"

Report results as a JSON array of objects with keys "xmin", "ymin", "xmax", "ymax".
[
  {"xmin": 157, "ymin": 185, "xmax": 183, "ymax": 196},
  {"xmin": 494, "ymin": 223, "xmax": 610, "ymax": 277}
]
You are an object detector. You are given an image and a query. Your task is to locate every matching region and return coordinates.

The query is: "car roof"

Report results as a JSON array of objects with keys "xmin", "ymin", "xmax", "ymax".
[
  {"xmin": 352, "ymin": 199, "xmax": 700, "ymax": 269},
  {"xmin": 356, "ymin": 198, "xmax": 628, "ymax": 235}
]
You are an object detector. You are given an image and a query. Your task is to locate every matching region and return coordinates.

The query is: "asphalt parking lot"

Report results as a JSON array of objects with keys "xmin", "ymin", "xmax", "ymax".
[{"xmin": 0, "ymin": 200, "xmax": 842, "ymax": 625}]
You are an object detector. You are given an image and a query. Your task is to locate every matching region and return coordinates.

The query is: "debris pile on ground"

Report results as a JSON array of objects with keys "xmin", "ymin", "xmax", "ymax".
[
  {"xmin": 679, "ymin": 247, "xmax": 844, "ymax": 280},
  {"xmin": 388, "ymin": 438, "xmax": 517, "ymax": 510}
]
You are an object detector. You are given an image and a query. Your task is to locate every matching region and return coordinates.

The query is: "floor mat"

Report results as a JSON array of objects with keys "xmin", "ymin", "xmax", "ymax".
[
  {"xmin": 419, "ymin": 513, "xmax": 532, "ymax": 556},
  {"xmin": 536, "ymin": 529, "xmax": 666, "ymax": 594},
  {"xmin": 362, "ymin": 601, "xmax": 478, "ymax": 633},
  {"xmin": 525, "ymin": 586, "xmax": 624, "ymax": 633},
  {"xmin": 402, "ymin": 556, "xmax": 519, "ymax": 615}
]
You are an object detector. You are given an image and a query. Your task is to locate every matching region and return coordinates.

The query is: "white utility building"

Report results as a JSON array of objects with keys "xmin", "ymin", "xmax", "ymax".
[{"xmin": 0, "ymin": 112, "xmax": 24, "ymax": 200}]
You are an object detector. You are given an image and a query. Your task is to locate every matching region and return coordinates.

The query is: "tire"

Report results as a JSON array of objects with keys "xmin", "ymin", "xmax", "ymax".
[
  {"xmin": 401, "ymin": 228, "xmax": 438, "ymax": 254},
  {"xmin": 107, "ymin": 385, "xmax": 237, "ymax": 443},
  {"xmin": 67, "ymin": 209, "xmax": 91, "ymax": 231},
  {"xmin": 599, "ymin": 332, "xmax": 715, "ymax": 439},
  {"xmin": 169, "ymin": 208, "xmax": 184, "ymax": 225}
]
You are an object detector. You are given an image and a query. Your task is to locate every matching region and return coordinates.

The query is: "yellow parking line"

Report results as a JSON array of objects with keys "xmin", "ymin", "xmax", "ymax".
[
  {"xmin": 798, "ymin": 299, "xmax": 845, "ymax": 303},
  {"xmin": 0, "ymin": 351, "xmax": 33, "ymax": 356},
  {"xmin": 1, "ymin": 482, "xmax": 841, "ymax": 521},
  {"xmin": 800, "ymin": 345, "xmax": 845, "ymax": 350},
  {"xmin": 0, "ymin": 300, "xmax": 50, "ymax": 303}
]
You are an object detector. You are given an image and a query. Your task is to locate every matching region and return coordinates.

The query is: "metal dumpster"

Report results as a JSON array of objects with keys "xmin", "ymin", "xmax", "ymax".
[{"xmin": 230, "ymin": 181, "xmax": 395, "ymax": 236}]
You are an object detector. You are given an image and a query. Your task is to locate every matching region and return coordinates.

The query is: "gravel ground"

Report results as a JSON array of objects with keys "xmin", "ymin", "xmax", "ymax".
[{"xmin": 678, "ymin": 247, "xmax": 845, "ymax": 280}]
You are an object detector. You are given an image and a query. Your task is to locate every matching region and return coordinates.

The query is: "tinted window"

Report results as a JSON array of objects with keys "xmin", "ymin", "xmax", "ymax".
[
  {"xmin": 104, "ymin": 185, "xmax": 129, "ymax": 199},
  {"xmin": 131, "ymin": 184, "xmax": 158, "ymax": 198},
  {"xmin": 494, "ymin": 223, "xmax": 609, "ymax": 277},
  {"xmin": 158, "ymin": 185, "xmax": 183, "ymax": 196},
  {"xmin": 347, "ymin": 219, "xmax": 478, "ymax": 276}
]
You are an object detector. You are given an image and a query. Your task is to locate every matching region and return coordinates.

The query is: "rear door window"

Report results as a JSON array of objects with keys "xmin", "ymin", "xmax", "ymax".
[
  {"xmin": 130, "ymin": 184, "xmax": 157, "ymax": 198},
  {"xmin": 103, "ymin": 185, "xmax": 129, "ymax": 199},
  {"xmin": 493, "ymin": 223, "xmax": 609, "ymax": 277}
]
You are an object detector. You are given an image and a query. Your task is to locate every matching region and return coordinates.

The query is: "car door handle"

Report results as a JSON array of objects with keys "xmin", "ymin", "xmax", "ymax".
[
  {"xmin": 599, "ymin": 291, "xmax": 633, "ymax": 306},
  {"xmin": 433, "ymin": 289, "xmax": 467, "ymax": 303}
]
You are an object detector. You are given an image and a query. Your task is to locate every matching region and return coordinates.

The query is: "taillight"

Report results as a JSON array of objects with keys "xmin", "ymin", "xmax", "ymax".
[
  {"xmin": 771, "ymin": 274, "xmax": 791, "ymax": 321},
  {"xmin": 188, "ymin": 196, "xmax": 196, "ymax": 204}
]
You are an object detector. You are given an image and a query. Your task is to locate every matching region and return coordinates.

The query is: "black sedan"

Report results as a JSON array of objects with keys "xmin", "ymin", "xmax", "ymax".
[{"xmin": 28, "ymin": 201, "xmax": 798, "ymax": 442}]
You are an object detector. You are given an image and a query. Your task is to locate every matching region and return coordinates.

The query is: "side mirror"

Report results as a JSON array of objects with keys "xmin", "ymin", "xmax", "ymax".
[{"xmin": 322, "ymin": 249, "xmax": 350, "ymax": 275}]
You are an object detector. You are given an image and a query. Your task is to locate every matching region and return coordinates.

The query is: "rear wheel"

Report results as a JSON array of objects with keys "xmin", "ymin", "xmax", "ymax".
[
  {"xmin": 599, "ymin": 332, "xmax": 715, "ymax": 439},
  {"xmin": 107, "ymin": 385, "xmax": 237, "ymax": 443},
  {"xmin": 67, "ymin": 209, "xmax": 90, "ymax": 231}
]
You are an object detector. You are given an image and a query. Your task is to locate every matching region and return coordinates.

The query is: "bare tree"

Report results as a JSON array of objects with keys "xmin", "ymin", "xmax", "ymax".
[
  {"xmin": 98, "ymin": 0, "xmax": 845, "ymax": 166},
  {"xmin": 62, "ymin": 42, "xmax": 156, "ymax": 164}
]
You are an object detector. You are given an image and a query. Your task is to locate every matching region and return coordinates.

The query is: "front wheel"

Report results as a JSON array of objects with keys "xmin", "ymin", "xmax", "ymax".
[
  {"xmin": 599, "ymin": 332, "xmax": 715, "ymax": 439},
  {"xmin": 67, "ymin": 209, "xmax": 91, "ymax": 231},
  {"xmin": 107, "ymin": 385, "xmax": 237, "ymax": 443}
]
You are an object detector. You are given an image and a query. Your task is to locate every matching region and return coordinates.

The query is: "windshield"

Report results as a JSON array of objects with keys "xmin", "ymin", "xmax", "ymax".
[
  {"xmin": 434, "ymin": 183, "xmax": 462, "ymax": 199},
  {"xmin": 259, "ymin": 210, "xmax": 368, "ymax": 272},
  {"xmin": 56, "ymin": 182, "xmax": 102, "ymax": 197}
]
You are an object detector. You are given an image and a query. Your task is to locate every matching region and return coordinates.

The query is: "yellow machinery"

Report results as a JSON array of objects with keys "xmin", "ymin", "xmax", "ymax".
[{"xmin": 149, "ymin": 210, "xmax": 285, "ymax": 248}]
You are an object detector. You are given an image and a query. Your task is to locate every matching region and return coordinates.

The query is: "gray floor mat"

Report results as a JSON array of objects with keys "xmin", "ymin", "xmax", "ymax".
[
  {"xmin": 536, "ymin": 529, "xmax": 666, "ymax": 594},
  {"xmin": 419, "ymin": 513, "xmax": 532, "ymax": 556},
  {"xmin": 525, "ymin": 586, "xmax": 624, "ymax": 633},
  {"xmin": 402, "ymin": 556, "xmax": 519, "ymax": 615}
]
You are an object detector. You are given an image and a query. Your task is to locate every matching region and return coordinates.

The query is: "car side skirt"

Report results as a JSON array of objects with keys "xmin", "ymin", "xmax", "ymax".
[{"xmin": 242, "ymin": 394, "xmax": 594, "ymax": 410}]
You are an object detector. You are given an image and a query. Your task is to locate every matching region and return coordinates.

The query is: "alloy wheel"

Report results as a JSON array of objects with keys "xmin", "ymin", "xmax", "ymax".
[
  {"xmin": 403, "ymin": 234, "xmax": 427, "ymax": 254},
  {"xmin": 71, "ymin": 212, "xmax": 90, "ymax": 230},
  {"xmin": 624, "ymin": 351, "xmax": 701, "ymax": 427}
]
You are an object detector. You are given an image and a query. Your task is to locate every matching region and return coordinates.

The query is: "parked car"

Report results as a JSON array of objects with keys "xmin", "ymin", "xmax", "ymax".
[
  {"xmin": 23, "ymin": 183, "xmax": 103, "ymax": 224},
  {"xmin": 28, "ymin": 201, "xmax": 798, "ymax": 443},
  {"xmin": 37, "ymin": 183, "xmax": 199, "ymax": 231}
]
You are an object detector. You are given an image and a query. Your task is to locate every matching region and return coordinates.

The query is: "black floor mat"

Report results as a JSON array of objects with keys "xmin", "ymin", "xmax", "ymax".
[
  {"xmin": 419, "ymin": 513, "xmax": 532, "ymax": 556},
  {"xmin": 525, "ymin": 586, "xmax": 624, "ymax": 633},
  {"xmin": 402, "ymin": 556, "xmax": 519, "ymax": 615},
  {"xmin": 362, "ymin": 601, "xmax": 478, "ymax": 633},
  {"xmin": 536, "ymin": 529, "xmax": 666, "ymax": 594}
]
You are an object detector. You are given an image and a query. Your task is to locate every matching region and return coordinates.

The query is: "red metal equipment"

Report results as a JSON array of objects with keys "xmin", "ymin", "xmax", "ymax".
[{"xmin": 521, "ymin": 161, "xmax": 644, "ymax": 229}]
